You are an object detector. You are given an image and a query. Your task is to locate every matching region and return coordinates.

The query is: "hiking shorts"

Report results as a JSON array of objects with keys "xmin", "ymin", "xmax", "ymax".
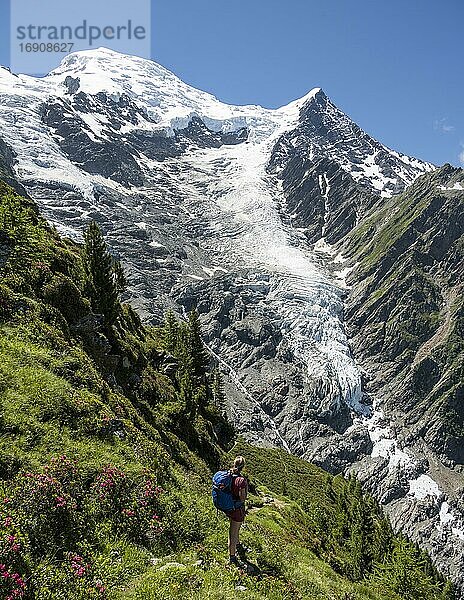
[{"xmin": 228, "ymin": 506, "xmax": 246, "ymax": 523}]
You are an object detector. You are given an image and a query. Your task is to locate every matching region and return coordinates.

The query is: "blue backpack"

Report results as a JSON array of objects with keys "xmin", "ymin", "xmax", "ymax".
[{"xmin": 212, "ymin": 470, "xmax": 244, "ymax": 514}]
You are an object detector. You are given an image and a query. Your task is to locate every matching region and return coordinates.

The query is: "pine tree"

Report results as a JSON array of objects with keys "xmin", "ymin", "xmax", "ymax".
[
  {"xmin": 372, "ymin": 537, "xmax": 439, "ymax": 599},
  {"xmin": 371, "ymin": 515, "xmax": 393, "ymax": 565},
  {"xmin": 324, "ymin": 473, "xmax": 334, "ymax": 500},
  {"xmin": 83, "ymin": 221, "xmax": 121, "ymax": 325},
  {"xmin": 333, "ymin": 485, "xmax": 349, "ymax": 543},
  {"xmin": 178, "ymin": 370, "xmax": 196, "ymax": 418},
  {"xmin": 162, "ymin": 309, "xmax": 180, "ymax": 355},
  {"xmin": 112, "ymin": 257, "xmax": 127, "ymax": 294},
  {"xmin": 185, "ymin": 310, "xmax": 209, "ymax": 380},
  {"xmin": 348, "ymin": 498, "xmax": 372, "ymax": 580},
  {"xmin": 441, "ymin": 581, "xmax": 455, "ymax": 600},
  {"xmin": 211, "ymin": 367, "xmax": 226, "ymax": 411}
]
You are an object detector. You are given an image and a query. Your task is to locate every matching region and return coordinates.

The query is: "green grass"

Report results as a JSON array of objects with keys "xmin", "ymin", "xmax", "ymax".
[{"xmin": 114, "ymin": 502, "xmax": 400, "ymax": 600}]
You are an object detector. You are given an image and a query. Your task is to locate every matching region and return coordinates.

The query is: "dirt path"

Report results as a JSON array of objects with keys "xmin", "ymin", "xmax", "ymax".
[{"xmin": 248, "ymin": 494, "xmax": 291, "ymax": 514}]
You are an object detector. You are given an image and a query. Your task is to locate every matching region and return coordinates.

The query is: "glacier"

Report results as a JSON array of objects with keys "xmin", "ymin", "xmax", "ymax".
[
  {"xmin": 0, "ymin": 48, "xmax": 433, "ymax": 434},
  {"xmin": 3, "ymin": 47, "xmax": 462, "ymax": 590}
]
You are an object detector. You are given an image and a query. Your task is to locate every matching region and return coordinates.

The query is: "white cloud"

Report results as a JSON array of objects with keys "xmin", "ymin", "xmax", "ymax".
[{"xmin": 434, "ymin": 118, "xmax": 455, "ymax": 134}]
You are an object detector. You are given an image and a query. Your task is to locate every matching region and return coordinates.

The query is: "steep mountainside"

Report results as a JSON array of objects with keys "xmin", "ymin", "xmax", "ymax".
[
  {"xmin": 0, "ymin": 48, "xmax": 462, "ymax": 593},
  {"xmin": 341, "ymin": 165, "xmax": 464, "ymax": 588},
  {"xmin": 0, "ymin": 176, "xmax": 454, "ymax": 599}
]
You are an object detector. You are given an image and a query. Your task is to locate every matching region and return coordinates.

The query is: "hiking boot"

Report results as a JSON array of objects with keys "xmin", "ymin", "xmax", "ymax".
[
  {"xmin": 229, "ymin": 555, "xmax": 246, "ymax": 569},
  {"xmin": 236, "ymin": 543, "xmax": 249, "ymax": 556}
]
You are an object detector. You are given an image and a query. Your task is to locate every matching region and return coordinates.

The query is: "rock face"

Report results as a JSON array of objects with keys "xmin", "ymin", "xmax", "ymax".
[
  {"xmin": 339, "ymin": 165, "xmax": 464, "ymax": 589},
  {"xmin": 0, "ymin": 48, "xmax": 463, "ymax": 593},
  {"xmin": 0, "ymin": 137, "xmax": 29, "ymax": 197}
]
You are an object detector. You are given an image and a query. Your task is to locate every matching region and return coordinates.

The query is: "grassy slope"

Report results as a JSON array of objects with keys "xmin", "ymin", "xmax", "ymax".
[
  {"xmin": 0, "ymin": 180, "xmax": 454, "ymax": 599},
  {"xmin": 118, "ymin": 504, "xmax": 392, "ymax": 600}
]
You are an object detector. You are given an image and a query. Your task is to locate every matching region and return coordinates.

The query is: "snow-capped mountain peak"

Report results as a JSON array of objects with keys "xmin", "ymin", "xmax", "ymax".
[
  {"xmin": 1, "ymin": 47, "xmax": 462, "ymax": 593},
  {"xmin": 0, "ymin": 48, "xmax": 434, "ymax": 411},
  {"xmin": 0, "ymin": 47, "xmax": 433, "ymax": 193}
]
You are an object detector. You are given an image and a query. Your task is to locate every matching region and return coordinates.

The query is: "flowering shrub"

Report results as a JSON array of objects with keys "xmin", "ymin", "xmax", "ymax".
[
  {"xmin": 0, "ymin": 499, "xmax": 29, "ymax": 600},
  {"xmin": 69, "ymin": 553, "xmax": 89, "ymax": 578},
  {"xmin": 90, "ymin": 466, "xmax": 165, "ymax": 544},
  {"xmin": 0, "ymin": 563, "xmax": 26, "ymax": 600},
  {"xmin": 0, "ymin": 455, "xmax": 166, "ymax": 597},
  {"xmin": 9, "ymin": 457, "xmax": 82, "ymax": 557},
  {"xmin": 30, "ymin": 261, "xmax": 53, "ymax": 289},
  {"xmin": 30, "ymin": 559, "xmax": 108, "ymax": 600}
]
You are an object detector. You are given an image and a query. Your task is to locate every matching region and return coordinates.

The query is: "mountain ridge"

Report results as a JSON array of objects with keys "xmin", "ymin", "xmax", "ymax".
[{"xmin": 0, "ymin": 48, "xmax": 462, "ymax": 595}]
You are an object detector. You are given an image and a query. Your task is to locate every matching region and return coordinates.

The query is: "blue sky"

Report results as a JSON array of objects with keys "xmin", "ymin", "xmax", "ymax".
[{"xmin": 1, "ymin": 0, "xmax": 463, "ymax": 167}]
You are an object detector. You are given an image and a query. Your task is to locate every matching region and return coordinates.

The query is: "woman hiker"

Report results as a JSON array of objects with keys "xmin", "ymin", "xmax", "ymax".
[{"xmin": 228, "ymin": 455, "xmax": 248, "ymax": 565}]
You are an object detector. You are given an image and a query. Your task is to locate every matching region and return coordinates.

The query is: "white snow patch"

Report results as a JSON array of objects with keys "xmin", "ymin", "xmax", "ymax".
[
  {"xmin": 439, "ymin": 183, "xmax": 463, "ymax": 191},
  {"xmin": 438, "ymin": 502, "xmax": 464, "ymax": 540},
  {"xmin": 366, "ymin": 403, "xmax": 464, "ymax": 541},
  {"xmin": 367, "ymin": 405, "xmax": 414, "ymax": 469},
  {"xmin": 78, "ymin": 112, "xmax": 108, "ymax": 138},
  {"xmin": 314, "ymin": 238, "xmax": 336, "ymax": 255},
  {"xmin": 201, "ymin": 266, "xmax": 228, "ymax": 277},
  {"xmin": 333, "ymin": 252, "xmax": 348, "ymax": 264},
  {"xmin": 318, "ymin": 173, "xmax": 331, "ymax": 236},
  {"xmin": 440, "ymin": 502, "xmax": 455, "ymax": 525},
  {"xmin": 334, "ymin": 264, "xmax": 356, "ymax": 288},
  {"xmin": 408, "ymin": 475, "xmax": 441, "ymax": 500},
  {"xmin": 184, "ymin": 274, "xmax": 204, "ymax": 281}
]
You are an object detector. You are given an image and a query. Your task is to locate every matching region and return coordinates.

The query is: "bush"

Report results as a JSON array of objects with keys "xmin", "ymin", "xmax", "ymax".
[
  {"xmin": 0, "ymin": 284, "xmax": 13, "ymax": 321},
  {"xmin": 158, "ymin": 491, "xmax": 211, "ymax": 550},
  {"xmin": 8, "ymin": 456, "xmax": 85, "ymax": 558},
  {"xmin": 0, "ymin": 507, "xmax": 29, "ymax": 600},
  {"xmin": 88, "ymin": 466, "xmax": 165, "ymax": 546},
  {"xmin": 29, "ymin": 559, "xmax": 107, "ymax": 600},
  {"xmin": 42, "ymin": 274, "xmax": 90, "ymax": 324},
  {"xmin": 139, "ymin": 367, "xmax": 177, "ymax": 408}
]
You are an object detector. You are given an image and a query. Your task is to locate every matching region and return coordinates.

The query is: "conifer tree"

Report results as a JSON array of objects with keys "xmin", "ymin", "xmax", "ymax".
[
  {"xmin": 211, "ymin": 367, "xmax": 226, "ymax": 411},
  {"xmin": 83, "ymin": 221, "xmax": 121, "ymax": 325},
  {"xmin": 185, "ymin": 310, "xmax": 209, "ymax": 380},
  {"xmin": 442, "ymin": 581, "xmax": 455, "ymax": 600},
  {"xmin": 372, "ymin": 538, "xmax": 439, "ymax": 599},
  {"xmin": 178, "ymin": 370, "xmax": 196, "ymax": 418},
  {"xmin": 348, "ymin": 498, "xmax": 371, "ymax": 580},
  {"xmin": 371, "ymin": 515, "xmax": 393, "ymax": 565},
  {"xmin": 324, "ymin": 473, "xmax": 334, "ymax": 500},
  {"xmin": 112, "ymin": 257, "xmax": 127, "ymax": 294},
  {"xmin": 163, "ymin": 309, "xmax": 180, "ymax": 355}
]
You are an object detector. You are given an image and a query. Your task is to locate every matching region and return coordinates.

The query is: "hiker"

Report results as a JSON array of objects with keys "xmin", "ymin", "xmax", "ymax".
[{"xmin": 227, "ymin": 455, "xmax": 248, "ymax": 565}]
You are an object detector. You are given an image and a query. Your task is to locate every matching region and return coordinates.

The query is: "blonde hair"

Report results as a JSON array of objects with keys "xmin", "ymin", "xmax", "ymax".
[{"xmin": 231, "ymin": 455, "xmax": 245, "ymax": 474}]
